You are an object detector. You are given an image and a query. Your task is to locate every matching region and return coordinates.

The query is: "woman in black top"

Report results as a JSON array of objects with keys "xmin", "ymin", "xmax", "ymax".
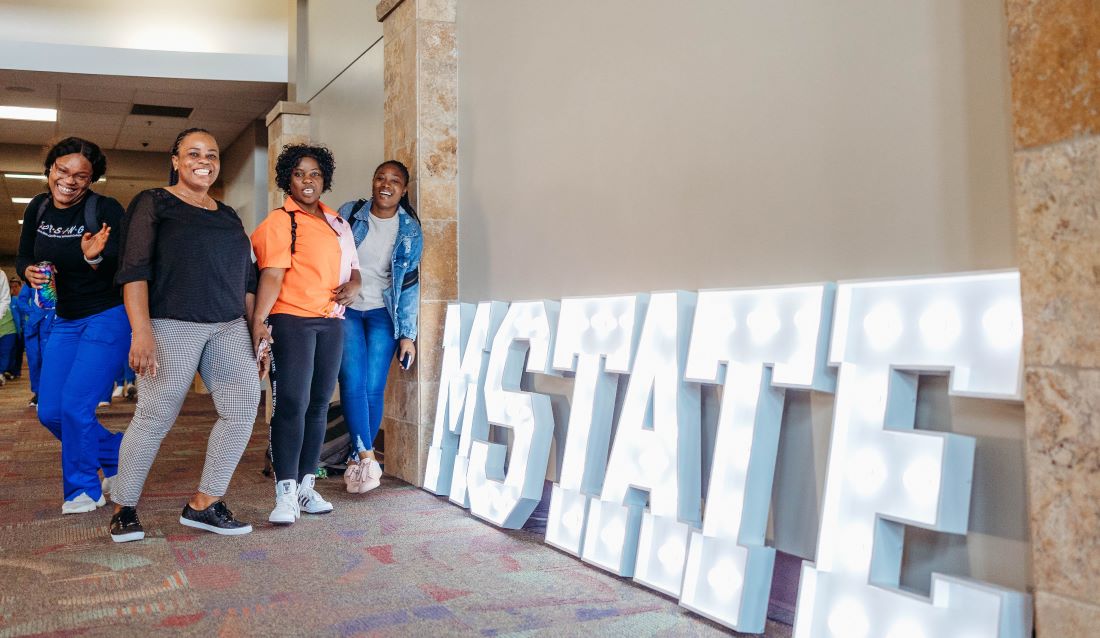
[
  {"xmin": 108, "ymin": 128, "xmax": 264, "ymax": 542},
  {"xmin": 15, "ymin": 137, "xmax": 130, "ymax": 515}
]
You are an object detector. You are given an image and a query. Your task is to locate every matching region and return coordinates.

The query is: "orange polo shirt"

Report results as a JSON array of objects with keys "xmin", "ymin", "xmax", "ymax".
[{"xmin": 251, "ymin": 197, "xmax": 358, "ymax": 318}]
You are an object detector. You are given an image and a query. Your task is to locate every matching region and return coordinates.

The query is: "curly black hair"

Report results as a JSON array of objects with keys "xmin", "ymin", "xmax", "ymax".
[
  {"xmin": 43, "ymin": 137, "xmax": 108, "ymax": 183},
  {"xmin": 275, "ymin": 144, "xmax": 335, "ymax": 195}
]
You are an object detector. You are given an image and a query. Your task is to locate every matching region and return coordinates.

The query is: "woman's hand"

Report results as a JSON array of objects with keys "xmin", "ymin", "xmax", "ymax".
[
  {"xmin": 397, "ymin": 338, "xmax": 416, "ymax": 370},
  {"xmin": 130, "ymin": 328, "xmax": 158, "ymax": 378},
  {"xmin": 23, "ymin": 264, "xmax": 49, "ymax": 289},
  {"xmin": 333, "ymin": 279, "xmax": 361, "ymax": 307},
  {"xmin": 81, "ymin": 223, "xmax": 110, "ymax": 262},
  {"xmin": 250, "ymin": 320, "xmax": 273, "ymax": 380},
  {"xmin": 250, "ymin": 320, "xmax": 272, "ymax": 359},
  {"xmin": 257, "ymin": 350, "xmax": 271, "ymax": 380}
]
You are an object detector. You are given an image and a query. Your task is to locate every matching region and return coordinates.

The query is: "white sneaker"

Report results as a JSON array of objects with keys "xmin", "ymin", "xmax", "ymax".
[
  {"xmin": 269, "ymin": 479, "xmax": 299, "ymax": 525},
  {"xmin": 298, "ymin": 474, "xmax": 334, "ymax": 514},
  {"xmin": 62, "ymin": 493, "xmax": 100, "ymax": 514}
]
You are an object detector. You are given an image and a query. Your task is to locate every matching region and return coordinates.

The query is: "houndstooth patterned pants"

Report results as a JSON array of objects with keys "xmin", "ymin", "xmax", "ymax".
[{"xmin": 112, "ymin": 317, "xmax": 260, "ymax": 507}]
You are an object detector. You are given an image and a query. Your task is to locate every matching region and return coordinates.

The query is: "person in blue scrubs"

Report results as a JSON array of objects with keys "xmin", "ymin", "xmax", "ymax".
[{"xmin": 16, "ymin": 137, "xmax": 130, "ymax": 514}]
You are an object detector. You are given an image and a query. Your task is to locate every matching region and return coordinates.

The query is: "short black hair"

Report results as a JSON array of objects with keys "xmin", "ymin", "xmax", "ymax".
[
  {"xmin": 43, "ymin": 137, "xmax": 107, "ymax": 182},
  {"xmin": 275, "ymin": 144, "xmax": 336, "ymax": 194}
]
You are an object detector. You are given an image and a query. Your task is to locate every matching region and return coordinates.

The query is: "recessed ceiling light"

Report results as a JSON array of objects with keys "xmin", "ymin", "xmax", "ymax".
[
  {"xmin": 18, "ymin": 219, "xmax": 24, "ymax": 224},
  {"xmin": 0, "ymin": 106, "xmax": 57, "ymax": 122},
  {"xmin": 3, "ymin": 173, "xmax": 45, "ymax": 180},
  {"xmin": 12, "ymin": 197, "xmax": 34, "ymax": 204}
]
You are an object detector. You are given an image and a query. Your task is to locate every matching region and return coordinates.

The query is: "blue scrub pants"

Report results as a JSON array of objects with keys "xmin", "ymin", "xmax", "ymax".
[
  {"xmin": 24, "ymin": 312, "xmax": 55, "ymax": 394},
  {"xmin": 38, "ymin": 304, "xmax": 131, "ymax": 502}
]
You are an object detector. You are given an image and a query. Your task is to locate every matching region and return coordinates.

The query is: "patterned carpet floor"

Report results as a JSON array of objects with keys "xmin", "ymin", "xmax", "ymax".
[{"xmin": 0, "ymin": 371, "xmax": 791, "ymax": 637}]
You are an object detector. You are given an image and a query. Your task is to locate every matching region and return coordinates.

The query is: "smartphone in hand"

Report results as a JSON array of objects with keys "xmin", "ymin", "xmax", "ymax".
[{"xmin": 400, "ymin": 352, "xmax": 412, "ymax": 370}]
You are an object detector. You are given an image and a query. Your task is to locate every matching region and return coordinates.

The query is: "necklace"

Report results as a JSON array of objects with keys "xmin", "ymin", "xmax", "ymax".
[{"xmin": 171, "ymin": 187, "xmax": 215, "ymax": 210}]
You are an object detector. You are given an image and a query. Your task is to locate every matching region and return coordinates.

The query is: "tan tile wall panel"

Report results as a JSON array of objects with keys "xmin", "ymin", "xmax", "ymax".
[{"xmin": 1007, "ymin": 0, "xmax": 1100, "ymax": 149}]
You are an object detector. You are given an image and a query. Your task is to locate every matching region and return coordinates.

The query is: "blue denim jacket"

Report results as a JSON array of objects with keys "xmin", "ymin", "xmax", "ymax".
[{"xmin": 338, "ymin": 198, "xmax": 423, "ymax": 340}]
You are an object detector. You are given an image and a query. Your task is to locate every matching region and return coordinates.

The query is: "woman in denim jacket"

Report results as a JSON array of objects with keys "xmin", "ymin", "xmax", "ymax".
[{"xmin": 337, "ymin": 160, "xmax": 423, "ymax": 493}]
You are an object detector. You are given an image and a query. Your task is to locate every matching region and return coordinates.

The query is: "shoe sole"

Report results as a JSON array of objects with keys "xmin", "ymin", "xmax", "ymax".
[
  {"xmin": 111, "ymin": 531, "xmax": 145, "ymax": 543},
  {"xmin": 179, "ymin": 517, "xmax": 253, "ymax": 535},
  {"xmin": 62, "ymin": 504, "xmax": 97, "ymax": 514},
  {"xmin": 300, "ymin": 504, "xmax": 334, "ymax": 514}
]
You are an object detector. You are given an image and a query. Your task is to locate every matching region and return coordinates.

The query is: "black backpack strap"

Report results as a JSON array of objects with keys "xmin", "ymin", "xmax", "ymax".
[
  {"xmin": 278, "ymin": 207, "xmax": 297, "ymax": 255},
  {"xmin": 401, "ymin": 267, "xmax": 419, "ymax": 291},
  {"xmin": 83, "ymin": 192, "xmax": 101, "ymax": 234},
  {"xmin": 350, "ymin": 199, "xmax": 368, "ymax": 218},
  {"xmin": 32, "ymin": 192, "xmax": 51, "ymax": 227}
]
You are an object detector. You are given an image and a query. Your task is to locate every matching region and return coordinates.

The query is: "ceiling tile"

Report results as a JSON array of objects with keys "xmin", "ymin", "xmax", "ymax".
[
  {"xmin": 59, "ymin": 83, "xmax": 135, "ymax": 103},
  {"xmin": 131, "ymin": 90, "xmax": 203, "ymax": 109},
  {"xmin": 60, "ymin": 99, "xmax": 131, "ymax": 115}
]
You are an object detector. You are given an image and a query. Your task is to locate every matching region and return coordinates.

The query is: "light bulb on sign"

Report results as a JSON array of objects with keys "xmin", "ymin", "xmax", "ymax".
[
  {"xmin": 981, "ymin": 300, "xmax": 1022, "ymax": 350},
  {"xmin": 707, "ymin": 558, "xmax": 741, "ymax": 596},
  {"xmin": 863, "ymin": 302, "xmax": 903, "ymax": 351},
  {"xmin": 657, "ymin": 539, "xmax": 685, "ymax": 570},
  {"xmin": 902, "ymin": 457, "xmax": 941, "ymax": 506},
  {"xmin": 746, "ymin": 305, "xmax": 781, "ymax": 344},
  {"xmin": 589, "ymin": 310, "xmax": 618, "ymax": 336},
  {"xmin": 918, "ymin": 301, "xmax": 962, "ymax": 349},
  {"xmin": 563, "ymin": 508, "xmax": 584, "ymax": 533},
  {"xmin": 847, "ymin": 447, "xmax": 888, "ymax": 497}
]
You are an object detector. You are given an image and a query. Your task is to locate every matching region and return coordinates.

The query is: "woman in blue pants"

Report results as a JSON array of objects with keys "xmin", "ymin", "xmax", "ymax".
[
  {"xmin": 16, "ymin": 137, "xmax": 130, "ymax": 514},
  {"xmin": 337, "ymin": 160, "xmax": 423, "ymax": 494}
]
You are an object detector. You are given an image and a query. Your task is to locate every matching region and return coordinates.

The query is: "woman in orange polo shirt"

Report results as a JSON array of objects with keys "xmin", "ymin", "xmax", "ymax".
[{"xmin": 250, "ymin": 144, "xmax": 361, "ymax": 525}]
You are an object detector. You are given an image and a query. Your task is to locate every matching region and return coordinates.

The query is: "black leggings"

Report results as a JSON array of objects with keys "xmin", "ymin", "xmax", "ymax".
[{"xmin": 269, "ymin": 314, "xmax": 344, "ymax": 483}]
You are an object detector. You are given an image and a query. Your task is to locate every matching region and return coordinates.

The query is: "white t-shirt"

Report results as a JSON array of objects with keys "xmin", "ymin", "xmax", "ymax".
[{"xmin": 351, "ymin": 212, "xmax": 400, "ymax": 311}]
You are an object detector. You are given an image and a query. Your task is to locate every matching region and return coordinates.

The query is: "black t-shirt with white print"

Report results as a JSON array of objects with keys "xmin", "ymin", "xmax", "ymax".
[{"xmin": 15, "ymin": 192, "xmax": 125, "ymax": 320}]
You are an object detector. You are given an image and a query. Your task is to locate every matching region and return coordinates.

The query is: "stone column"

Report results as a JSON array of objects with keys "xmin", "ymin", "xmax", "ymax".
[
  {"xmin": 264, "ymin": 101, "xmax": 311, "ymax": 213},
  {"xmin": 1006, "ymin": 2, "xmax": 1100, "ymax": 635},
  {"xmin": 376, "ymin": 0, "xmax": 458, "ymax": 486}
]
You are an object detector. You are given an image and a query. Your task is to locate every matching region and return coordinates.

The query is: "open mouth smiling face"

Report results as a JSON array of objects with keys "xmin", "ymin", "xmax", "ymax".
[{"xmin": 48, "ymin": 153, "xmax": 94, "ymax": 208}]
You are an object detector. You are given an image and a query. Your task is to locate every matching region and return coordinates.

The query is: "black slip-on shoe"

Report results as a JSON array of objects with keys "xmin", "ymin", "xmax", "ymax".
[
  {"xmin": 110, "ymin": 506, "xmax": 145, "ymax": 543},
  {"xmin": 180, "ymin": 501, "xmax": 252, "ymax": 536}
]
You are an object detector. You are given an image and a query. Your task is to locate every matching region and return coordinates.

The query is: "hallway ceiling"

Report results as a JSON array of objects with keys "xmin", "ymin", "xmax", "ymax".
[
  {"xmin": 0, "ymin": 69, "xmax": 285, "ymax": 257},
  {"xmin": 0, "ymin": 69, "xmax": 285, "ymax": 152}
]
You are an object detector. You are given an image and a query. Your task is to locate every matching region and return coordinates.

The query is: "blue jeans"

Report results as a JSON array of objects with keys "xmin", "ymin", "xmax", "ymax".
[
  {"xmin": 338, "ymin": 307, "xmax": 398, "ymax": 457},
  {"xmin": 38, "ymin": 304, "xmax": 131, "ymax": 501}
]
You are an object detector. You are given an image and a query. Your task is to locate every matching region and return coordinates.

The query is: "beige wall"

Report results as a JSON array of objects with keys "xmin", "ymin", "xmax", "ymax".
[
  {"xmin": 457, "ymin": 0, "xmax": 1015, "ymax": 301},
  {"xmin": 456, "ymin": 0, "xmax": 1027, "ymax": 595},
  {"xmin": 220, "ymin": 120, "xmax": 269, "ymax": 232},
  {"xmin": 297, "ymin": 0, "xmax": 385, "ymax": 207}
]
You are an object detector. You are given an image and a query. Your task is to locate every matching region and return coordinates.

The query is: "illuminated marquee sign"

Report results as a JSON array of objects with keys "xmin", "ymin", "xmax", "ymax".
[{"xmin": 422, "ymin": 271, "xmax": 1031, "ymax": 637}]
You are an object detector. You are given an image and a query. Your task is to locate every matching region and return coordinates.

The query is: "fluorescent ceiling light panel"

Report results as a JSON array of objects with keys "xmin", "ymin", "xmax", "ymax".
[
  {"xmin": 11, "ymin": 197, "xmax": 33, "ymax": 204},
  {"xmin": 0, "ymin": 106, "xmax": 57, "ymax": 122},
  {"xmin": 3, "ymin": 173, "xmax": 46, "ymax": 180}
]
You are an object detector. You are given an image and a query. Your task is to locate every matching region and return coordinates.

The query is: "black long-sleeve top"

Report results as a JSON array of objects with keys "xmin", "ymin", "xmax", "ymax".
[
  {"xmin": 115, "ymin": 188, "xmax": 257, "ymax": 323},
  {"xmin": 16, "ymin": 191, "xmax": 124, "ymax": 320}
]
